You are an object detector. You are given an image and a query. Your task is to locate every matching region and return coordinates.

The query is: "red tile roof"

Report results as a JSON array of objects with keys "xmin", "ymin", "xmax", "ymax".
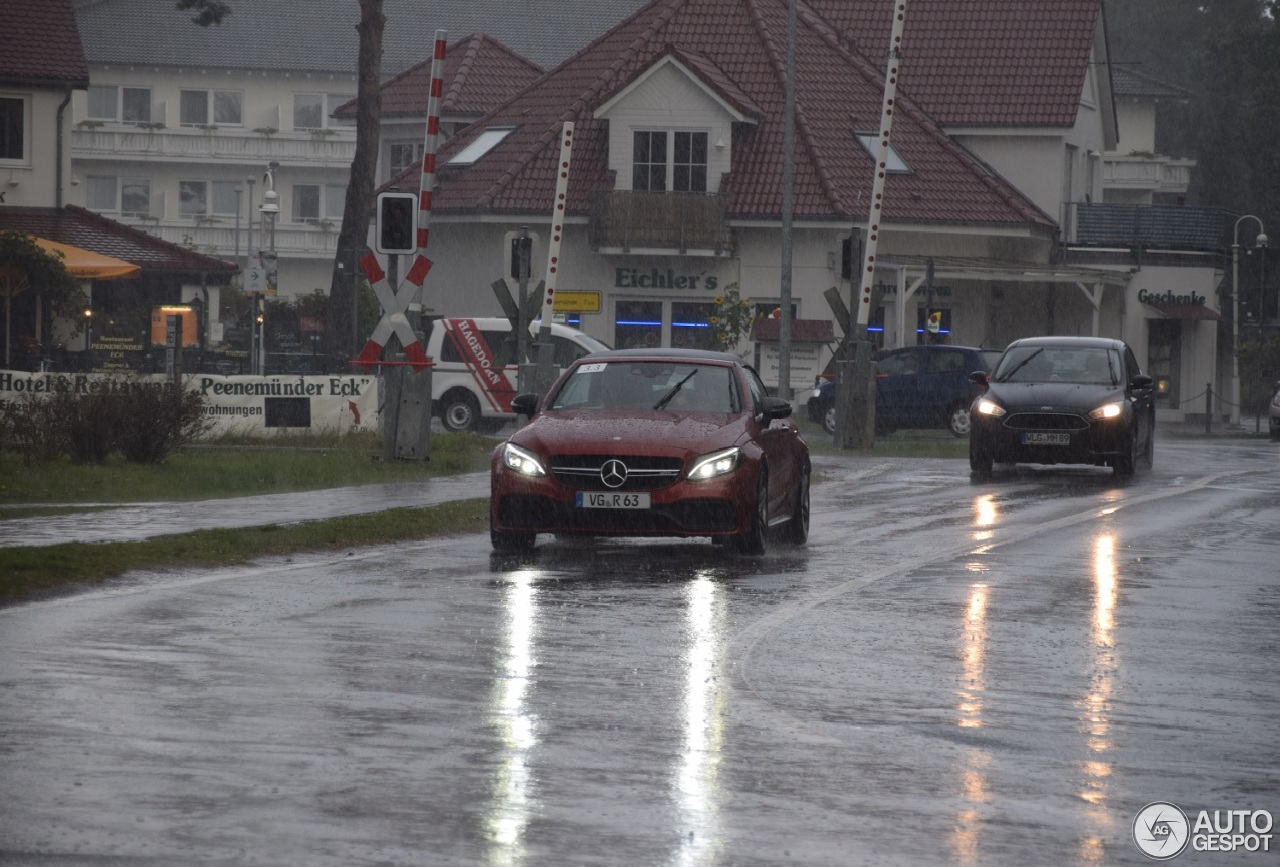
[
  {"xmin": 385, "ymin": 0, "xmax": 1057, "ymax": 231},
  {"xmin": 335, "ymin": 33, "xmax": 543, "ymax": 120},
  {"xmin": 0, "ymin": 206, "xmax": 237, "ymax": 275},
  {"xmin": 0, "ymin": 0, "xmax": 89, "ymax": 87},
  {"xmin": 813, "ymin": 0, "xmax": 1103, "ymax": 127}
]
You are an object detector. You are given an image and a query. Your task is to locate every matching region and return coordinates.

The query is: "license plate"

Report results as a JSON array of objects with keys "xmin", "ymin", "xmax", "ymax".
[
  {"xmin": 1022, "ymin": 432, "xmax": 1070, "ymax": 445},
  {"xmin": 576, "ymin": 491, "xmax": 651, "ymax": 509}
]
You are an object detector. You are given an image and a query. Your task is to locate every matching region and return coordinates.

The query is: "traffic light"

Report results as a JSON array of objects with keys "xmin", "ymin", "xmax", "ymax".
[
  {"xmin": 510, "ymin": 236, "xmax": 532, "ymax": 279},
  {"xmin": 376, "ymin": 192, "xmax": 418, "ymax": 255}
]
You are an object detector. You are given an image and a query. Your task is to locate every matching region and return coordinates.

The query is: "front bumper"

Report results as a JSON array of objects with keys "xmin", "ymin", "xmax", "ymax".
[
  {"xmin": 971, "ymin": 410, "xmax": 1132, "ymax": 465},
  {"xmin": 490, "ymin": 454, "xmax": 756, "ymax": 537}
]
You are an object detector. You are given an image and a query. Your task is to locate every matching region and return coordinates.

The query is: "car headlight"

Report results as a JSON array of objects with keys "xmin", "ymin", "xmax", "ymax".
[
  {"xmin": 812, "ymin": 388, "xmax": 823, "ymax": 399},
  {"xmin": 688, "ymin": 446, "xmax": 740, "ymax": 481},
  {"xmin": 1088, "ymin": 402, "xmax": 1124, "ymax": 420},
  {"xmin": 975, "ymin": 399, "xmax": 1006, "ymax": 418},
  {"xmin": 1271, "ymin": 393, "xmax": 1280, "ymax": 409},
  {"xmin": 501, "ymin": 442, "xmax": 546, "ymax": 477}
]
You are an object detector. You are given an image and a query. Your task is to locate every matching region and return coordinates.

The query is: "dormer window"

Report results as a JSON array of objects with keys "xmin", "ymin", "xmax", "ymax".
[
  {"xmin": 855, "ymin": 133, "xmax": 911, "ymax": 173},
  {"xmin": 447, "ymin": 126, "xmax": 515, "ymax": 166},
  {"xmin": 633, "ymin": 131, "xmax": 708, "ymax": 192}
]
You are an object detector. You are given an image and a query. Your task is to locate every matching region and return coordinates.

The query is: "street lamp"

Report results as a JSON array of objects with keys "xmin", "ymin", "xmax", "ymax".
[
  {"xmin": 1231, "ymin": 215, "xmax": 1268, "ymax": 426},
  {"xmin": 256, "ymin": 163, "xmax": 280, "ymax": 375}
]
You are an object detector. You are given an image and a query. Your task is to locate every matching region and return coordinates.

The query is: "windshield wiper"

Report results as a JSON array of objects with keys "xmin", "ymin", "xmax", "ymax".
[
  {"xmin": 999, "ymin": 348, "xmax": 1043, "ymax": 382},
  {"xmin": 653, "ymin": 369, "xmax": 698, "ymax": 410}
]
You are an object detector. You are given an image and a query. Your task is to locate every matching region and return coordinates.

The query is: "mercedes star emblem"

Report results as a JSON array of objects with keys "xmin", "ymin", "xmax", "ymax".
[{"xmin": 600, "ymin": 459, "xmax": 628, "ymax": 489}]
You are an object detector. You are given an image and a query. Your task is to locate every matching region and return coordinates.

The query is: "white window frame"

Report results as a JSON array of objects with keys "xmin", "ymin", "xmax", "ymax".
[
  {"xmin": 293, "ymin": 93, "xmax": 355, "ymax": 131},
  {"xmin": 291, "ymin": 183, "xmax": 346, "ymax": 223},
  {"xmin": 0, "ymin": 93, "xmax": 30, "ymax": 165},
  {"xmin": 210, "ymin": 180, "xmax": 241, "ymax": 216},
  {"xmin": 179, "ymin": 89, "xmax": 242, "ymax": 127},
  {"xmin": 631, "ymin": 130, "xmax": 710, "ymax": 193},
  {"xmin": 86, "ymin": 175, "xmax": 119, "ymax": 211},
  {"xmin": 389, "ymin": 141, "xmax": 423, "ymax": 176},
  {"xmin": 179, "ymin": 180, "xmax": 209, "ymax": 216},
  {"xmin": 120, "ymin": 177, "xmax": 152, "ymax": 216},
  {"xmin": 86, "ymin": 85, "xmax": 152, "ymax": 124}
]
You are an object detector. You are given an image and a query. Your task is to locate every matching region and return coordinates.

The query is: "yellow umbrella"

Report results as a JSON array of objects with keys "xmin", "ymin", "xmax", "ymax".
[{"xmin": 35, "ymin": 237, "xmax": 141, "ymax": 280}]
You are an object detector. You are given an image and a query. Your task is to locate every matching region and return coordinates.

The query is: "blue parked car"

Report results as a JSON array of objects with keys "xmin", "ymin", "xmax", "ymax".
[{"xmin": 807, "ymin": 344, "xmax": 1001, "ymax": 437}]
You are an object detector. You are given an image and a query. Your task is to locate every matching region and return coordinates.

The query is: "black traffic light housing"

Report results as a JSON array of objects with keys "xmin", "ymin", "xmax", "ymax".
[
  {"xmin": 510, "ymin": 236, "xmax": 533, "ymax": 279},
  {"xmin": 376, "ymin": 192, "xmax": 418, "ymax": 255}
]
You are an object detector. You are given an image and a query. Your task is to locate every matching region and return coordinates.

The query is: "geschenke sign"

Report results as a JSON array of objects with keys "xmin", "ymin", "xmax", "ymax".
[
  {"xmin": 0, "ymin": 371, "xmax": 379, "ymax": 436},
  {"xmin": 1137, "ymin": 288, "xmax": 1207, "ymax": 306}
]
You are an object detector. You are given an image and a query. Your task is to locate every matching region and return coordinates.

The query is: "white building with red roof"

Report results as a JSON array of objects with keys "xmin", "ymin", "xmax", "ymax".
[{"xmin": 371, "ymin": 0, "xmax": 1226, "ymax": 416}]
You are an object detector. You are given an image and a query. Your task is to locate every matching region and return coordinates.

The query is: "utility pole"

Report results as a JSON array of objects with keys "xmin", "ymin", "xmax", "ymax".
[{"xmin": 777, "ymin": 0, "xmax": 797, "ymax": 401}]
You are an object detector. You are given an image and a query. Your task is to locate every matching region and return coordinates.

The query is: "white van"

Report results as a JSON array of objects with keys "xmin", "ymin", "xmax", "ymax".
[{"xmin": 425, "ymin": 317, "xmax": 611, "ymax": 432}]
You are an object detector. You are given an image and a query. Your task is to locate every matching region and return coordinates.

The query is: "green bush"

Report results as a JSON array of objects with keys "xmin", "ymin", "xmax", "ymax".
[{"xmin": 0, "ymin": 376, "xmax": 210, "ymax": 465}]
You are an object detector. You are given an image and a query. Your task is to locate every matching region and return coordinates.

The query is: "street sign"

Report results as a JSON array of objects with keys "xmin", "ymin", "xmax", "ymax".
[
  {"xmin": 246, "ymin": 251, "xmax": 265, "ymax": 294},
  {"xmin": 552, "ymin": 290, "xmax": 601, "ymax": 313}
]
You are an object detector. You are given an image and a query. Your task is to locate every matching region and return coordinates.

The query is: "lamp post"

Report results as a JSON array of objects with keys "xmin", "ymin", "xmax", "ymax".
[
  {"xmin": 257, "ymin": 163, "xmax": 281, "ymax": 375},
  {"xmin": 1231, "ymin": 215, "xmax": 1268, "ymax": 426},
  {"xmin": 83, "ymin": 306, "xmax": 93, "ymax": 361}
]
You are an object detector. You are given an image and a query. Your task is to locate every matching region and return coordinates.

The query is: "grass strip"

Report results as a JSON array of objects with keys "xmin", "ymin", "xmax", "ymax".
[
  {"xmin": 0, "ymin": 431, "xmax": 496, "ymax": 505},
  {"xmin": 0, "ymin": 497, "xmax": 490, "ymax": 606}
]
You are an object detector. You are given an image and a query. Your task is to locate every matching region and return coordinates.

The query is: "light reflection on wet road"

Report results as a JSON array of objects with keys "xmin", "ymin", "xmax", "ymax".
[{"xmin": 1, "ymin": 439, "xmax": 1278, "ymax": 865}]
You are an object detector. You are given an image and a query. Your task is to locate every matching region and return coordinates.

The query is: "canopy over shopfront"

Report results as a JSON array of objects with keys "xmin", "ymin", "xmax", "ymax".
[{"xmin": 34, "ymin": 237, "xmax": 141, "ymax": 281}]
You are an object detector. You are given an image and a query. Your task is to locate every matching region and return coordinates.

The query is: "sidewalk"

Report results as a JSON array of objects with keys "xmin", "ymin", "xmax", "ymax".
[{"xmin": 0, "ymin": 472, "xmax": 490, "ymax": 549}]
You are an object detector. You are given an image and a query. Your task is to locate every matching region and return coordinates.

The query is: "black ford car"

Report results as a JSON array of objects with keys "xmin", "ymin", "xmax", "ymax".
[{"xmin": 968, "ymin": 336, "xmax": 1155, "ymax": 477}]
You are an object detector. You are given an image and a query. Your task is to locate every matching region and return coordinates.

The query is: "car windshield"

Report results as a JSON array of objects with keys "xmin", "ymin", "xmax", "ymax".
[
  {"xmin": 549, "ymin": 360, "xmax": 738, "ymax": 412},
  {"xmin": 994, "ymin": 346, "xmax": 1122, "ymax": 385}
]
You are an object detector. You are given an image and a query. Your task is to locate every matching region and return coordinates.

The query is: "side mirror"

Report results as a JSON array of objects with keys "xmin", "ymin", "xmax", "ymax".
[
  {"xmin": 761, "ymin": 396, "xmax": 793, "ymax": 420},
  {"xmin": 1131, "ymin": 373, "xmax": 1154, "ymax": 390},
  {"xmin": 968, "ymin": 370, "xmax": 989, "ymax": 386},
  {"xmin": 511, "ymin": 393, "xmax": 539, "ymax": 418}
]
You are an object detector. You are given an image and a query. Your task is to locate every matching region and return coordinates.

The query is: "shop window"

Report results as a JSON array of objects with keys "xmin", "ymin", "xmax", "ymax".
[
  {"xmin": 671, "ymin": 301, "xmax": 717, "ymax": 350},
  {"xmin": 1147, "ymin": 319, "xmax": 1181, "ymax": 408},
  {"xmin": 615, "ymin": 300, "xmax": 663, "ymax": 349}
]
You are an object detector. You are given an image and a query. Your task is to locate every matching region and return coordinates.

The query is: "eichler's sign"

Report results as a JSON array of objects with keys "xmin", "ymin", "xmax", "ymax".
[{"xmin": 614, "ymin": 267, "xmax": 722, "ymax": 291}]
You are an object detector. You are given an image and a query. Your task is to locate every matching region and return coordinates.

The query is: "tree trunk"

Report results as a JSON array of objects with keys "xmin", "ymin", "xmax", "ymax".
[{"xmin": 325, "ymin": 0, "xmax": 384, "ymax": 359}]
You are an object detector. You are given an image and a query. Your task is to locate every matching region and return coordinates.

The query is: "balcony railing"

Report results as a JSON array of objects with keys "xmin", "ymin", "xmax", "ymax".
[
  {"xmin": 72, "ymin": 127, "xmax": 356, "ymax": 166},
  {"xmin": 1102, "ymin": 154, "xmax": 1195, "ymax": 195},
  {"xmin": 1067, "ymin": 203, "xmax": 1236, "ymax": 252},
  {"xmin": 121, "ymin": 217, "xmax": 340, "ymax": 259},
  {"xmin": 590, "ymin": 191, "xmax": 732, "ymax": 254}
]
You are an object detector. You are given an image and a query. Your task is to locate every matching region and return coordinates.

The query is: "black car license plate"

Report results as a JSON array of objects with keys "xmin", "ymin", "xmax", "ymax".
[{"xmin": 1021, "ymin": 432, "xmax": 1070, "ymax": 446}]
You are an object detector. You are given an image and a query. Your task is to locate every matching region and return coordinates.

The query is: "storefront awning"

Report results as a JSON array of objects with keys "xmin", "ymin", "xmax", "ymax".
[
  {"xmin": 35, "ymin": 237, "xmax": 141, "ymax": 281},
  {"xmin": 1145, "ymin": 301, "xmax": 1221, "ymax": 320}
]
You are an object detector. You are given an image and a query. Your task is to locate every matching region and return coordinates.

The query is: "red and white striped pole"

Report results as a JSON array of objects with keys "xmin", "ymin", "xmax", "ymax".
[
  {"xmin": 532, "ymin": 122, "xmax": 574, "ymax": 391},
  {"xmin": 539, "ymin": 122, "xmax": 574, "ymax": 326},
  {"xmin": 404, "ymin": 28, "xmax": 447, "ymax": 292},
  {"xmin": 855, "ymin": 2, "xmax": 907, "ymax": 329}
]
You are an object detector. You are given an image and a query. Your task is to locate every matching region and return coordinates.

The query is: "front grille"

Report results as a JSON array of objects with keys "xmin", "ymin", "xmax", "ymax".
[
  {"xmin": 550, "ymin": 455, "xmax": 684, "ymax": 491},
  {"xmin": 1004, "ymin": 412, "xmax": 1089, "ymax": 431}
]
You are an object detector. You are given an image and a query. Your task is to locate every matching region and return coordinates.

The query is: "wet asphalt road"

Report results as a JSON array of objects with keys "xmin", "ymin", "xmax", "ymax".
[{"xmin": 1, "ymin": 438, "xmax": 1278, "ymax": 866}]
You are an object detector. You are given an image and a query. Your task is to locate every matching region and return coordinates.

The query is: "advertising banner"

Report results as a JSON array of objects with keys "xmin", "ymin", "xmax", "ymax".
[{"xmin": 0, "ymin": 371, "xmax": 380, "ymax": 437}]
